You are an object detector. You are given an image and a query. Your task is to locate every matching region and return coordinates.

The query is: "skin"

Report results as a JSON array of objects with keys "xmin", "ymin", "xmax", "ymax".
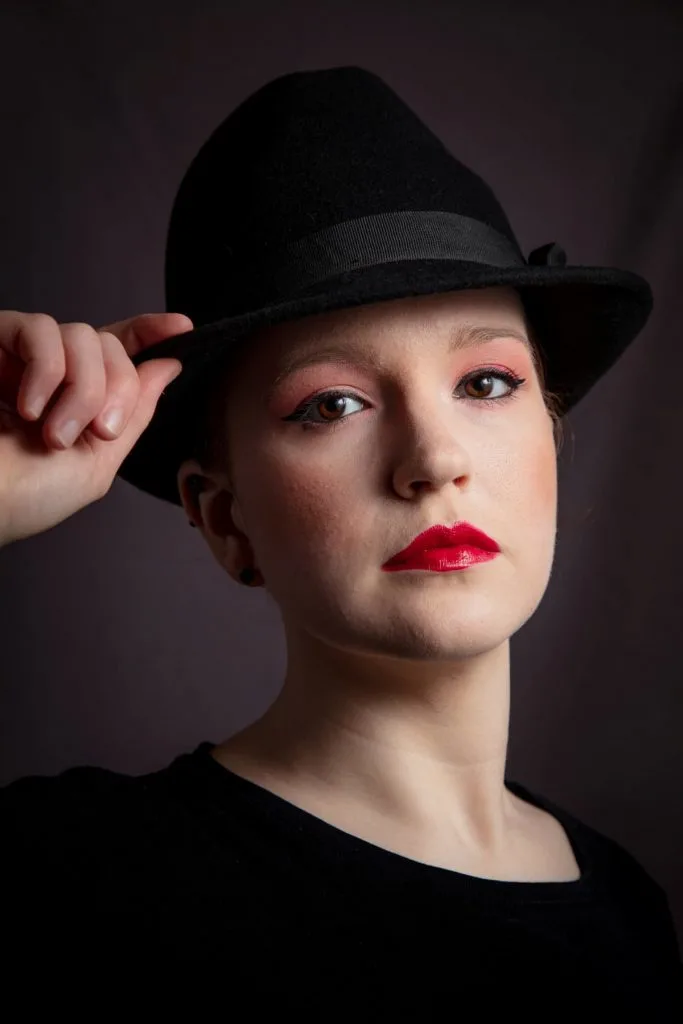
[{"xmin": 177, "ymin": 286, "xmax": 572, "ymax": 879}]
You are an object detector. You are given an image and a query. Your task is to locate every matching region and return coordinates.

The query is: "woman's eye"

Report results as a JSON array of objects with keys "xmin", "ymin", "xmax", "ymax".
[
  {"xmin": 285, "ymin": 369, "xmax": 527, "ymax": 429},
  {"xmin": 462, "ymin": 372, "xmax": 522, "ymax": 400},
  {"xmin": 298, "ymin": 392, "xmax": 365, "ymax": 426}
]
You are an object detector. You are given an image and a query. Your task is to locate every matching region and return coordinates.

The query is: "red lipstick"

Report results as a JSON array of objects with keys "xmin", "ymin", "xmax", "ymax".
[{"xmin": 382, "ymin": 522, "xmax": 501, "ymax": 572}]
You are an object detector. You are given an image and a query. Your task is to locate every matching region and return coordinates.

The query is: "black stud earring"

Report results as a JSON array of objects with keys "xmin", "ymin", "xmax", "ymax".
[{"xmin": 239, "ymin": 567, "xmax": 257, "ymax": 585}]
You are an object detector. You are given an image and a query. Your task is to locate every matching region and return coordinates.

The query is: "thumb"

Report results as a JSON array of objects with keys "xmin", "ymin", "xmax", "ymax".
[
  {"xmin": 100, "ymin": 357, "xmax": 183, "ymax": 466},
  {"xmin": 133, "ymin": 357, "xmax": 183, "ymax": 429}
]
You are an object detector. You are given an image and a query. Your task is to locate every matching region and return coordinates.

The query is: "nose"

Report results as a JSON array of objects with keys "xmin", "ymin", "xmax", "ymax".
[{"xmin": 389, "ymin": 403, "xmax": 473, "ymax": 498}]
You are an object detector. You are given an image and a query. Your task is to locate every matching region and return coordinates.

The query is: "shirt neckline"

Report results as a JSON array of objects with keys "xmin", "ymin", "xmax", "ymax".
[{"xmin": 177, "ymin": 740, "xmax": 597, "ymax": 902}]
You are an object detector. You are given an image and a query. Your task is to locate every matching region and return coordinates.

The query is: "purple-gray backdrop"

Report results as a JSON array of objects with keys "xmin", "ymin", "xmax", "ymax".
[{"xmin": 1, "ymin": 0, "xmax": 681, "ymax": 942}]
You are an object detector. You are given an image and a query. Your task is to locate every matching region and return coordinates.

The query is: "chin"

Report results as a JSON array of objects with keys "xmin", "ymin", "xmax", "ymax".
[{"xmin": 320, "ymin": 593, "xmax": 527, "ymax": 661}]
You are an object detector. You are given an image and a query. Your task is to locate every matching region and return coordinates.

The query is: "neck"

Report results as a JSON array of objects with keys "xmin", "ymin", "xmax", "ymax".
[{"xmin": 214, "ymin": 635, "xmax": 519, "ymax": 854}]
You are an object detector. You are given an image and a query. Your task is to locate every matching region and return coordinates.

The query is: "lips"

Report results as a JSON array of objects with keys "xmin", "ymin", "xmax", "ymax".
[{"xmin": 383, "ymin": 521, "xmax": 500, "ymax": 569}]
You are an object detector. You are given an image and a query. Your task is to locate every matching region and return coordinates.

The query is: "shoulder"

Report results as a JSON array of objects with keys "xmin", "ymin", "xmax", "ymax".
[
  {"xmin": 1, "ymin": 763, "xmax": 147, "ymax": 880},
  {"xmin": 507, "ymin": 778, "xmax": 672, "ymax": 900},
  {"xmin": 0, "ymin": 753, "xmax": 204, "ymax": 881},
  {"xmin": 2, "ymin": 760, "xmax": 148, "ymax": 822},
  {"xmin": 2, "ymin": 761, "xmax": 133, "ymax": 826}
]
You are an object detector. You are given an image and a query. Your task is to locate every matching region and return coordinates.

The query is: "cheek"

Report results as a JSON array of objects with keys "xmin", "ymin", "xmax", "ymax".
[
  {"xmin": 524, "ymin": 440, "xmax": 556, "ymax": 505},
  {"xmin": 238, "ymin": 412, "xmax": 557, "ymax": 567},
  {"xmin": 508, "ymin": 428, "xmax": 558, "ymax": 536},
  {"xmin": 243, "ymin": 454, "xmax": 349, "ymax": 562}
]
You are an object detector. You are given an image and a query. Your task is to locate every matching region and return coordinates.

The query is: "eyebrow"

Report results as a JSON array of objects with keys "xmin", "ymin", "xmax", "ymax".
[{"xmin": 266, "ymin": 323, "xmax": 533, "ymax": 398}]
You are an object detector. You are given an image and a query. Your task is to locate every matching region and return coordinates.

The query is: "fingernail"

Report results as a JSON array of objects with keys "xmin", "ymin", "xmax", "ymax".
[
  {"xmin": 25, "ymin": 394, "xmax": 46, "ymax": 419},
  {"xmin": 55, "ymin": 419, "xmax": 79, "ymax": 447},
  {"xmin": 101, "ymin": 406, "xmax": 123, "ymax": 436}
]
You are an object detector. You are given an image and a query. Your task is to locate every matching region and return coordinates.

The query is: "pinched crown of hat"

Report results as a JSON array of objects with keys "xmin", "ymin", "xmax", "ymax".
[{"xmin": 117, "ymin": 65, "xmax": 653, "ymax": 507}]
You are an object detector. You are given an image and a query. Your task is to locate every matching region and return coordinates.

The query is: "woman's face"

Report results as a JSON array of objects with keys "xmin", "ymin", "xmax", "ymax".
[{"xmin": 211, "ymin": 286, "xmax": 557, "ymax": 662}]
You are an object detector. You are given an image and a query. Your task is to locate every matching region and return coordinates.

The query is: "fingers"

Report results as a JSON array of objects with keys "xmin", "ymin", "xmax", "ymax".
[
  {"xmin": 0, "ymin": 310, "xmax": 185, "ymax": 452},
  {"xmin": 99, "ymin": 312, "xmax": 194, "ymax": 356},
  {"xmin": 101, "ymin": 357, "xmax": 182, "ymax": 466},
  {"xmin": 89, "ymin": 329, "xmax": 141, "ymax": 440},
  {"xmin": 0, "ymin": 311, "xmax": 66, "ymax": 419},
  {"xmin": 36, "ymin": 322, "xmax": 108, "ymax": 449},
  {"xmin": 3, "ymin": 314, "xmax": 130, "ymax": 448}
]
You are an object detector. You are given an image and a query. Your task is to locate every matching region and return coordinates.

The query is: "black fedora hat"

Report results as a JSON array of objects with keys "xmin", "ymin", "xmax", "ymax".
[{"xmin": 117, "ymin": 65, "xmax": 653, "ymax": 508}]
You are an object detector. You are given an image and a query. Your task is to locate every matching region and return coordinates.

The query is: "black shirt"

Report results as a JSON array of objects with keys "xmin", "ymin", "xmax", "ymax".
[{"xmin": 2, "ymin": 741, "xmax": 681, "ymax": 1011}]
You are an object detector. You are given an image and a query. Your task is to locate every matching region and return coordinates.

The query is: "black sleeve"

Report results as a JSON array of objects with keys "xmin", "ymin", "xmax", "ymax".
[{"xmin": 1, "ymin": 766, "xmax": 136, "ymax": 958}]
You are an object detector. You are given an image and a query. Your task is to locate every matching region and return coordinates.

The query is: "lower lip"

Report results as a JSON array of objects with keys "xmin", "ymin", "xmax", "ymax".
[{"xmin": 383, "ymin": 546, "xmax": 500, "ymax": 572}]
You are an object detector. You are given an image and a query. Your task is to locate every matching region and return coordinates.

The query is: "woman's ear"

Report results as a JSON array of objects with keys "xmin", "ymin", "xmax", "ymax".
[
  {"xmin": 177, "ymin": 459, "xmax": 208, "ymax": 524},
  {"xmin": 177, "ymin": 458, "xmax": 250, "ymax": 554}
]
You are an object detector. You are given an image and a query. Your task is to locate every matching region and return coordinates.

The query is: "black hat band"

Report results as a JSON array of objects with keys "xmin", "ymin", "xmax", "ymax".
[{"xmin": 231, "ymin": 210, "xmax": 527, "ymax": 299}]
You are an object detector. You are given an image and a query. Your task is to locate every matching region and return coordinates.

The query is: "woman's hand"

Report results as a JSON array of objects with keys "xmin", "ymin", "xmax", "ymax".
[{"xmin": 0, "ymin": 310, "xmax": 192, "ymax": 547}]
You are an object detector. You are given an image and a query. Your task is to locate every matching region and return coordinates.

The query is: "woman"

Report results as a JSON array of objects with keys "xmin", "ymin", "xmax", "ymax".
[{"xmin": 0, "ymin": 66, "xmax": 680, "ymax": 1004}]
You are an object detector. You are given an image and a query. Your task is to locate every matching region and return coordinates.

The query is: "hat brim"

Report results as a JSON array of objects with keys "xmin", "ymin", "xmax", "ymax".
[{"xmin": 119, "ymin": 259, "xmax": 652, "ymax": 506}]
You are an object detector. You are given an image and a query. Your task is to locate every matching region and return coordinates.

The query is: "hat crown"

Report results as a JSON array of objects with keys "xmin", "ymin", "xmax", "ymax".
[
  {"xmin": 117, "ymin": 65, "xmax": 652, "ymax": 506},
  {"xmin": 165, "ymin": 66, "xmax": 523, "ymax": 325}
]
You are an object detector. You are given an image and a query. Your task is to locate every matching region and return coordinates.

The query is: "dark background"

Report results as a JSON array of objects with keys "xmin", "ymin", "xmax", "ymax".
[{"xmin": 1, "ymin": 0, "xmax": 681, "ymax": 941}]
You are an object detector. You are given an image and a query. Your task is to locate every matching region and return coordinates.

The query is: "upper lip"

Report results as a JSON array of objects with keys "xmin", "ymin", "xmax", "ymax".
[{"xmin": 383, "ymin": 522, "xmax": 500, "ymax": 565}]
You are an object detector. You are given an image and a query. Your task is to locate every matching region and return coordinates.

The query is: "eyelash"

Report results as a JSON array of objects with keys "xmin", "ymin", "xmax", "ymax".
[{"xmin": 283, "ymin": 368, "xmax": 528, "ymax": 432}]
